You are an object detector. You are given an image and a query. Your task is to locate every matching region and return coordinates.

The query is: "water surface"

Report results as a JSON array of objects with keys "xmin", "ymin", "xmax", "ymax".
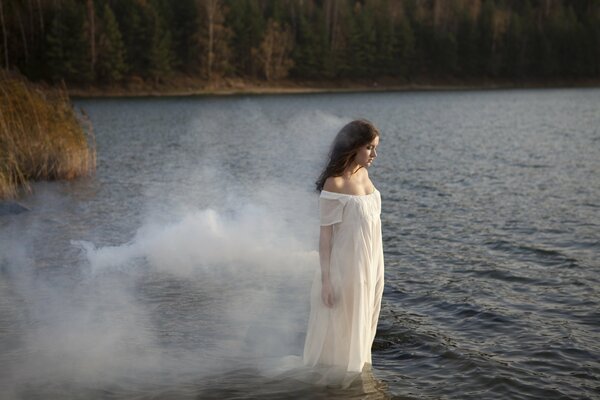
[{"xmin": 1, "ymin": 88, "xmax": 599, "ymax": 399}]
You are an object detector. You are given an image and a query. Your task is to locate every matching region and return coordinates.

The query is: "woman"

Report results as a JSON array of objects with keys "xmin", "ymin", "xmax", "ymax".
[{"xmin": 303, "ymin": 119, "xmax": 384, "ymax": 385}]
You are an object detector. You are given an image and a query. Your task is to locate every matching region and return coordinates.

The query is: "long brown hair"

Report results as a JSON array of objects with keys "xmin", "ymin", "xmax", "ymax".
[{"xmin": 316, "ymin": 119, "xmax": 380, "ymax": 192}]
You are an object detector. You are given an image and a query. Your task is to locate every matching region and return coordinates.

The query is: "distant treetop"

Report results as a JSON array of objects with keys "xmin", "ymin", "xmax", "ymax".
[{"xmin": 1, "ymin": 0, "xmax": 598, "ymax": 86}]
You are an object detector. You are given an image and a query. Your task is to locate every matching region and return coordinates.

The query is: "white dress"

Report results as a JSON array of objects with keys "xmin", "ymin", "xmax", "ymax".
[{"xmin": 303, "ymin": 188, "xmax": 384, "ymax": 383}]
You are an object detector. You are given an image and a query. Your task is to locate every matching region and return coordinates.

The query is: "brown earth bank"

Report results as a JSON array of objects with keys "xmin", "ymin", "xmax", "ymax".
[{"xmin": 66, "ymin": 75, "xmax": 600, "ymax": 98}]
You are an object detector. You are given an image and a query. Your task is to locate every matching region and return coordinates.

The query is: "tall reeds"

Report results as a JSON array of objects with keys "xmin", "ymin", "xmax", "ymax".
[{"xmin": 0, "ymin": 70, "xmax": 96, "ymax": 199}]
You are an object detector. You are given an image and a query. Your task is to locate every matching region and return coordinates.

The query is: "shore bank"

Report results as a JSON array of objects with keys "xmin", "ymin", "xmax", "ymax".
[{"xmin": 67, "ymin": 76, "xmax": 600, "ymax": 98}]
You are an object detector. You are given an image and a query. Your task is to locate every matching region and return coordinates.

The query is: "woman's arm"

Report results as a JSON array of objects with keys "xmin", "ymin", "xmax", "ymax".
[{"xmin": 319, "ymin": 225, "xmax": 335, "ymax": 307}]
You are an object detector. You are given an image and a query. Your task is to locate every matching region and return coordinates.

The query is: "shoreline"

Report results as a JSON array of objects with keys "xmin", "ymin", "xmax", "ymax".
[{"xmin": 66, "ymin": 77, "xmax": 600, "ymax": 98}]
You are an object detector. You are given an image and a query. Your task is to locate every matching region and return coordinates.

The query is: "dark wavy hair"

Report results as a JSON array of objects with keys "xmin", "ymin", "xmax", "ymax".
[{"xmin": 315, "ymin": 119, "xmax": 380, "ymax": 192}]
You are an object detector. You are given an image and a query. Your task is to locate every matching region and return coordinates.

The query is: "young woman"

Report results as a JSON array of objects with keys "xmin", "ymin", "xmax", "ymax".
[{"xmin": 303, "ymin": 119, "xmax": 384, "ymax": 385}]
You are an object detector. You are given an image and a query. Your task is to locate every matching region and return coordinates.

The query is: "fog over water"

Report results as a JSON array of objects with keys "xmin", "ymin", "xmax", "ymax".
[{"xmin": 1, "ymin": 89, "xmax": 599, "ymax": 399}]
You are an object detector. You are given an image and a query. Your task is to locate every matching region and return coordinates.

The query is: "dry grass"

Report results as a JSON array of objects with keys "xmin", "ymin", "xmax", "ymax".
[{"xmin": 0, "ymin": 70, "xmax": 96, "ymax": 199}]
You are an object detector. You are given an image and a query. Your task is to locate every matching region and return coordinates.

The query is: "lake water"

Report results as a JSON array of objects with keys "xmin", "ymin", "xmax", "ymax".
[{"xmin": 1, "ymin": 89, "xmax": 599, "ymax": 399}]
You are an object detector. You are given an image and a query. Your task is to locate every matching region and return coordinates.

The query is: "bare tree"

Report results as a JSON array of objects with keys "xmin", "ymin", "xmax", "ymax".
[
  {"xmin": 17, "ymin": 9, "xmax": 28, "ymax": 63},
  {"xmin": 0, "ymin": 0, "xmax": 7, "ymax": 69},
  {"xmin": 36, "ymin": 0, "xmax": 44, "ymax": 32},
  {"xmin": 196, "ymin": 0, "xmax": 231, "ymax": 81},
  {"xmin": 201, "ymin": 0, "xmax": 218, "ymax": 81},
  {"xmin": 87, "ymin": 0, "xmax": 95, "ymax": 77},
  {"xmin": 27, "ymin": 0, "xmax": 34, "ymax": 42},
  {"xmin": 252, "ymin": 20, "xmax": 294, "ymax": 81},
  {"xmin": 325, "ymin": 0, "xmax": 339, "ymax": 50}
]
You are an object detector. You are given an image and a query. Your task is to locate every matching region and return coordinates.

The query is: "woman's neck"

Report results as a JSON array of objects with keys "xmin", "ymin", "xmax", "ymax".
[{"xmin": 342, "ymin": 163, "xmax": 362, "ymax": 179}]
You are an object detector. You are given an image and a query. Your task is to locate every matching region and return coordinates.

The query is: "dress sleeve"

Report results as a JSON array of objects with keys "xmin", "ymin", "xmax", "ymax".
[{"xmin": 319, "ymin": 197, "xmax": 345, "ymax": 226}]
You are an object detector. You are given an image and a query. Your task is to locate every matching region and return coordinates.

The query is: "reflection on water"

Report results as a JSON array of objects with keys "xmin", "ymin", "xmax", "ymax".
[
  {"xmin": 1, "ymin": 88, "xmax": 599, "ymax": 399},
  {"xmin": 14, "ymin": 366, "xmax": 391, "ymax": 400}
]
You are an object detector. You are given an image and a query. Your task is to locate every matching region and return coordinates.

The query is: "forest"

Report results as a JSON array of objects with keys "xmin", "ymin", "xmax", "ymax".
[{"xmin": 1, "ymin": 0, "xmax": 599, "ymax": 88}]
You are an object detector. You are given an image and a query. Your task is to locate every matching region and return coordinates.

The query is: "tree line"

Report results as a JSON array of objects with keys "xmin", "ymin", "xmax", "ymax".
[{"xmin": 1, "ymin": 0, "xmax": 598, "ymax": 87}]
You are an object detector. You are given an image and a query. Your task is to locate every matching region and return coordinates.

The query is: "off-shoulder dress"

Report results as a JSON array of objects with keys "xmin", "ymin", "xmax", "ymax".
[{"xmin": 303, "ymin": 188, "xmax": 385, "ymax": 380}]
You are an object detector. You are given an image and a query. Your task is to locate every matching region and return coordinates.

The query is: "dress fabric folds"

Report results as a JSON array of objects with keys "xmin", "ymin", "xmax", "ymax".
[{"xmin": 303, "ymin": 188, "xmax": 384, "ymax": 384}]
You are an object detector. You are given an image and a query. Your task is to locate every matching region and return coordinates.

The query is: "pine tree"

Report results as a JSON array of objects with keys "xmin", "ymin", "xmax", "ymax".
[
  {"xmin": 456, "ymin": 10, "xmax": 477, "ymax": 77},
  {"xmin": 582, "ymin": 3, "xmax": 600, "ymax": 77},
  {"xmin": 96, "ymin": 3, "xmax": 127, "ymax": 84},
  {"xmin": 395, "ymin": 16, "xmax": 415, "ymax": 79},
  {"xmin": 85, "ymin": 0, "xmax": 96, "ymax": 79},
  {"xmin": 112, "ymin": 0, "xmax": 148, "ymax": 77},
  {"xmin": 166, "ymin": 0, "xmax": 197, "ymax": 71},
  {"xmin": 477, "ymin": 0, "xmax": 495, "ymax": 77},
  {"xmin": 374, "ymin": 1, "xmax": 397, "ymax": 76},
  {"xmin": 291, "ymin": 9, "xmax": 329, "ymax": 79},
  {"xmin": 503, "ymin": 11, "xmax": 524, "ymax": 79},
  {"xmin": 560, "ymin": 6, "xmax": 585, "ymax": 77},
  {"xmin": 45, "ymin": 0, "xmax": 91, "ymax": 84},
  {"xmin": 146, "ymin": 5, "xmax": 173, "ymax": 84},
  {"xmin": 343, "ymin": 2, "xmax": 377, "ymax": 78},
  {"xmin": 2, "ymin": 0, "xmax": 598, "ymax": 87},
  {"xmin": 432, "ymin": 29, "xmax": 457, "ymax": 77},
  {"xmin": 226, "ymin": 0, "xmax": 265, "ymax": 77}
]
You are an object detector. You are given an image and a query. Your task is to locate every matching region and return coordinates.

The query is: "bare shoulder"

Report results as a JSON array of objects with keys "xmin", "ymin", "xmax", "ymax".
[
  {"xmin": 358, "ymin": 168, "xmax": 375, "ymax": 191},
  {"xmin": 354, "ymin": 167, "xmax": 370, "ymax": 184},
  {"xmin": 323, "ymin": 176, "xmax": 344, "ymax": 192}
]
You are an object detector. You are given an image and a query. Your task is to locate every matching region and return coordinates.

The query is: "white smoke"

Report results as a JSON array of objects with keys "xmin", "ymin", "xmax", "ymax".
[{"xmin": 0, "ymin": 108, "xmax": 351, "ymax": 397}]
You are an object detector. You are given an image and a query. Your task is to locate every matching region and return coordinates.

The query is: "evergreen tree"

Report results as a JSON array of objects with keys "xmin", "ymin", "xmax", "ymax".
[
  {"xmin": 456, "ymin": 10, "xmax": 477, "ymax": 77},
  {"xmin": 432, "ymin": 29, "xmax": 457, "ymax": 77},
  {"xmin": 503, "ymin": 11, "xmax": 524, "ymax": 79},
  {"xmin": 85, "ymin": 0, "xmax": 96, "ymax": 79},
  {"xmin": 2, "ymin": 0, "xmax": 599, "ymax": 86},
  {"xmin": 533, "ymin": 17, "xmax": 558, "ymax": 79},
  {"xmin": 146, "ymin": 5, "xmax": 173, "ymax": 84},
  {"xmin": 412, "ymin": 19, "xmax": 435, "ymax": 79},
  {"xmin": 521, "ymin": 1, "xmax": 538, "ymax": 79},
  {"xmin": 160, "ymin": 0, "xmax": 197, "ymax": 71},
  {"xmin": 373, "ymin": 1, "xmax": 397, "ymax": 76},
  {"xmin": 344, "ymin": 2, "xmax": 377, "ymax": 78},
  {"xmin": 111, "ymin": 0, "xmax": 148, "ymax": 77},
  {"xmin": 313, "ymin": 6, "xmax": 335, "ymax": 78},
  {"xmin": 291, "ymin": 13, "xmax": 327, "ymax": 78},
  {"xmin": 395, "ymin": 16, "xmax": 415, "ymax": 79},
  {"xmin": 45, "ymin": 0, "xmax": 91, "ymax": 83},
  {"xmin": 503, "ymin": 1, "xmax": 538, "ymax": 80},
  {"xmin": 582, "ymin": 4, "xmax": 600, "ymax": 77},
  {"xmin": 560, "ymin": 6, "xmax": 585, "ymax": 77},
  {"xmin": 477, "ymin": 0, "xmax": 495, "ymax": 77},
  {"xmin": 96, "ymin": 3, "xmax": 127, "ymax": 84},
  {"xmin": 226, "ymin": 0, "xmax": 265, "ymax": 77}
]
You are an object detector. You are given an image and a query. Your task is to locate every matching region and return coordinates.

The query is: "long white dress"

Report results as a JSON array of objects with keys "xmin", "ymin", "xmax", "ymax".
[{"xmin": 303, "ymin": 188, "xmax": 384, "ymax": 384}]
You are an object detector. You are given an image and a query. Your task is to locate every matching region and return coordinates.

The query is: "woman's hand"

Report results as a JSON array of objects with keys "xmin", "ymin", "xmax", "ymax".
[{"xmin": 321, "ymin": 280, "xmax": 335, "ymax": 308}]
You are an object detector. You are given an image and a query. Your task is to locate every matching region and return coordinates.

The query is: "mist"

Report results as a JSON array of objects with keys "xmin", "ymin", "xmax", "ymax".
[{"xmin": 0, "ymin": 103, "xmax": 350, "ymax": 397}]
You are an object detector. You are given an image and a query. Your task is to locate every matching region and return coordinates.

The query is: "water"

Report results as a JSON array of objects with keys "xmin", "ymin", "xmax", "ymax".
[{"xmin": 1, "ymin": 89, "xmax": 599, "ymax": 399}]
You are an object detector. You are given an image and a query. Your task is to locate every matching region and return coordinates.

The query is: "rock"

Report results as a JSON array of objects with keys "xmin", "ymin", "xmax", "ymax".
[{"xmin": 0, "ymin": 201, "xmax": 30, "ymax": 216}]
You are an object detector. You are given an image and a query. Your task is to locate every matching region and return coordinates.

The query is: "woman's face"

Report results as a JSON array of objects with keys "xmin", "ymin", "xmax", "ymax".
[{"xmin": 354, "ymin": 136, "xmax": 379, "ymax": 168}]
